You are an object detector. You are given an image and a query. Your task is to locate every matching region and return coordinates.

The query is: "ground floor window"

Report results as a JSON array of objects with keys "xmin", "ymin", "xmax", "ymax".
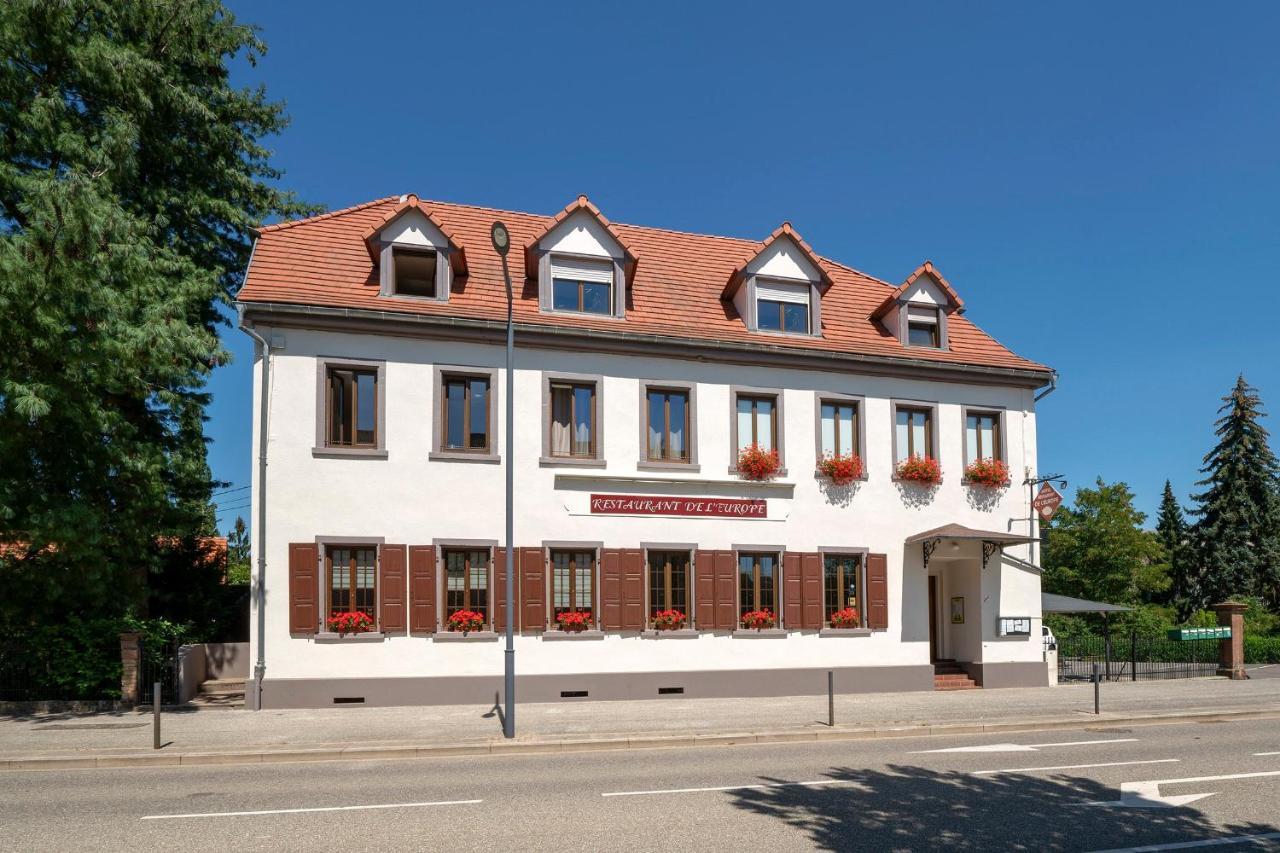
[
  {"xmin": 551, "ymin": 549, "xmax": 594, "ymax": 624},
  {"xmin": 738, "ymin": 552, "xmax": 778, "ymax": 619},
  {"xmin": 444, "ymin": 549, "xmax": 490, "ymax": 625},
  {"xmin": 647, "ymin": 550, "xmax": 690, "ymax": 623},
  {"xmin": 823, "ymin": 554, "xmax": 863, "ymax": 626},
  {"xmin": 327, "ymin": 545, "xmax": 377, "ymax": 623}
]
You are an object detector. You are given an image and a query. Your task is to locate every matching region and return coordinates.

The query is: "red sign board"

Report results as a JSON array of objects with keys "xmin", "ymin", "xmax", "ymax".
[
  {"xmin": 589, "ymin": 494, "xmax": 767, "ymax": 519},
  {"xmin": 1033, "ymin": 483, "xmax": 1064, "ymax": 521}
]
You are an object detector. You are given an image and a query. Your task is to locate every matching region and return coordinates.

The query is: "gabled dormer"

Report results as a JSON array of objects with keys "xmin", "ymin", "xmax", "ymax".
[
  {"xmin": 525, "ymin": 196, "xmax": 636, "ymax": 319},
  {"xmin": 723, "ymin": 223, "xmax": 832, "ymax": 337},
  {"xmin": 872, "ymin": 261, "xmax": 965, "ymax": 351},
  {"xmin": 363, "ymin": 195, "xmax": 468, "ymax": 302}
]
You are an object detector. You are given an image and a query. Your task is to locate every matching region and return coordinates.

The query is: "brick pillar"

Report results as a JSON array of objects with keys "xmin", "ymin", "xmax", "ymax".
[
  {"xmin": 1214, "ymin": 602, "xmax": 1248, "ymax": 680},
  {"xmin": 119, "ymin": 632, "xmax": 142, "ymax": 705}
]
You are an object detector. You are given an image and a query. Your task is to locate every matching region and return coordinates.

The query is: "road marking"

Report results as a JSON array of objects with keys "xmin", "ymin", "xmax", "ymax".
[
  {"xmin": 1253, "ymin": 752, "xmax": 1280, "ymax": 756},
  {"xmin": 1086, "ymin": 769, "xmax": 1280, "ymax": 809},
  {"xmin": 602, "ymin": 780, "xmax": 848, "ymax": 797},
  {"xmin": 973, "ymin": 759, "xmax": 1178, "ymax": 776},
  {"xmin": 141, "ymin": 799, "xmax": 482, "ymax": 820},
  {"xmin": 1088, "ymin": 831, "xmax": 1280, "ymax": 851},
  {"xmin": 914, "ymin": 738, "xmax": 1137, "ymax": 754}
]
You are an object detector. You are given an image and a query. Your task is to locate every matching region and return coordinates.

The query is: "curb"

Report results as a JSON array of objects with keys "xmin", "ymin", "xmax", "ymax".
[{"xmin": 4, "ymin": 706, "xmax": 1278, "ymax": 771}]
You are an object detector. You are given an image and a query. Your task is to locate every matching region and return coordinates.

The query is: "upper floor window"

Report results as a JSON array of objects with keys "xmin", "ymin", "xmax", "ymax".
[
  {"xmin": 442, "ymin": 375, "xmax": 491, "ymax": 452},
  {"xmin": 549, "ymin": 382, "xmax": 597, "ymax": 458},
  {"xmin": 819, "ymin": 399, "xmax": 858, "ymax": 457},
  {"xmin": 736, "ymin": 395, "xmax": 777, "ymax": 453},
  {"xmin": 326, "ymin": 367, "xmax": 378, "ymax": 448},
  {"xmin": 895, "ymin": 405, "xmax": 933, "ymax": 461},
  {"xmin": 327, "ymin": 545, "xmax": 377, "ymax": 624},
  {"xmin": 551, "ymin": 256, "xmax": 613, "ymax": 315},
  {"xmin": 551, "ymin": 549, "xmax": 594, "ymax": 625},
  {"xmin": 647, "ymin": 550, "xmax": 690, "ymax": 624},
  {"xmin": 738, "ymin": 552, "xmax": 779, "ymax": 619},
  {"xmin": 646, "ymin": 388, "xmax": 691, "ymax": 463},
  {"xmin": 755, "ymin": 280, "xmax": 810, "ymax": 334},
  {"xmin": 966, "ymin": 411, "xmax": 1002, "ymax": 462},
  {"xmin": 390, "ymin": 247, "xmax": 438, "ymax": 298},
  {"xmin": 906, "ymin": 305, "xmax": 941, "ymax": 348}
]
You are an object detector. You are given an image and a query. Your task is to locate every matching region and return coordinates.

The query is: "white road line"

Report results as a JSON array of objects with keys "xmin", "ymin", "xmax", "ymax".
[
  {"xmin": 914, "ymin": 737, "xmax": 1138, "ymax": 754},
  {"xmin": 973, "ymin": 759, "xmax": 1179, "ymax": 776},
  {"xmin": 1034, "ymin": 738, "xmax": 1140, "ymax": 748},
  {"xmin": 1253, "ymin": 751, "xmax": 1280, "ymax": 756},
  {"xmin": 140, "ymin": 799, "xmax": 482, "ymax": 820},
  {"xmin": 1088, "ymin": 831, "xmax": 1280, "ymax": 852},
  {"xmin": 602, "ymin": 780, "xmax": 848, "ymax": 797}
]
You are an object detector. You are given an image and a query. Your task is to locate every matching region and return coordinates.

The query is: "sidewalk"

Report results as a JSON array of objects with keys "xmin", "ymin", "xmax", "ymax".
[{"xmin": 3, "ymin": 675, "xmax": 1279, "ymax": 769}]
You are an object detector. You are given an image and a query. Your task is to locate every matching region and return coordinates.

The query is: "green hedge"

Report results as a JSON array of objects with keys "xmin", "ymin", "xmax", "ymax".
[{"xmin": 1245, "ymin": 636, "xmax": 1280, "ymax": 664}]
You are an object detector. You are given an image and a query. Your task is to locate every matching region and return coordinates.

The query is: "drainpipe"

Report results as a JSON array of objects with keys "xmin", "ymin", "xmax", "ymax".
[
  {"xmin": 1034, "ymin": 370, "xmax": 1058, "ymax": 403},
  {"xmin": 1027, "ymin": 370, "xmax": 1059, "ymax": 565},
  {"xmin": 238, "ymin": 292, "xmax": 273, "ymax": 711}
]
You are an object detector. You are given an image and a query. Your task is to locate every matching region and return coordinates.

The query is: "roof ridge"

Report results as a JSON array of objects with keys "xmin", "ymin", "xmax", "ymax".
[{"xmin": 256, "ymin": 195, "xmax": 403, "ymax": 233}]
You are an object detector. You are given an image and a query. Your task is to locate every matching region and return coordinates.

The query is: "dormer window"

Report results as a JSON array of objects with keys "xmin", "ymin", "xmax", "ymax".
[
  {"xmin": 526, "ymin": 196, "xmax": 635, "ymax": 320},
  {"xmin": 391, "ymin": 247, "xmax": 439, "ymax": 298},
  {"xmin": 551, "ymin": 256, "xmax": 614, "ymax": 315},
  {"xmin": 755, "ymin": 280, "xmax": 811, "ymax": 334},
  {"xmin": 363, "ymin": 196, "xmax": 466, "ymax": 305},
  {"xmin": 906, "ymin": 305, "xmax": 941, "ymax": 348},
  {"xmin": 871, "ymin": 262, "xmax": 965, "ymax": 352},
  {"xmin": 723, "ymin": 223, "xmax": 830, "ymax": 339}
]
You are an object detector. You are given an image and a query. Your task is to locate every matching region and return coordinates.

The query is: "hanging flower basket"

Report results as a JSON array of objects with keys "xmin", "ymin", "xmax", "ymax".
[
  {"xmin": 817, "ymin": 452, "xmax": 863, "ymax": 486},
  {"xmin": 740, "ymin": 609, "xmax": 777, "ymax": 631},
  {"xmin": 556, "ymin": 611, "xmax": 593, "ymax": 633},
  {"xmin": 326, "ymin": 611, "xmax": 374, "ymax": 636},
  {"xmin": 446, "ymin": 609, "xmax": 486, "ymax": 634},
  {"xmin": 652, "ymin": 609, "xmax": 687, "ymax": 631},
  {"xmin": 737, "ymin": 444, "xmax": 781, "ymax": 481},
  {"xmin": 896, "ymin": 455, "xmax": 942, "ymax": 486},
  {"xmin": 963, "ymin": 458, "xmax": 1010, "ymax": 488},
  {"xmin": 829, "ymin": 607, "xmax": 860, "ymax": 629}
]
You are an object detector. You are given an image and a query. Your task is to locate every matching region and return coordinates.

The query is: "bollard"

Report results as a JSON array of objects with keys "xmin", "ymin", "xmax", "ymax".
[
  {"xmin": 153, "ymin": 682, "xmax": 161, "ymax": 750},
  {"xmin": 827, "ymin": 670, "xmax": 835, "ymax": 727},
  {"xmin": 1092, "ymin": 662, "xmax": 1100, "ymax": 715}
]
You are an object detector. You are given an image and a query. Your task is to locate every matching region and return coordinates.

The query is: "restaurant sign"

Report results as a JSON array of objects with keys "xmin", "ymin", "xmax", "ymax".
[{"xmin": 589, "ymin": 494, "xmax": 767, "ymax": 519}]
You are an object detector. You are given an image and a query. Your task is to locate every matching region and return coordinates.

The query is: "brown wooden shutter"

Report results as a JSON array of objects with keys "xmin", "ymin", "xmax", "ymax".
[
  {"xmin": 782, "ymin": 552, "xmax": 802, "ymax": 628},
  {"xmin": 600, "ymin": 548, "xmax": 623, "ymax": 630},
  {"xmin": 519, "ymin": 547, "xmax": 547, "ymax": 631},
  {"xmin": 409, "ymin": 545, "xmax": 436, "ymax": 633},
  {"xmin": 288, "ymin": 542, "xmax": 320, "ymax": 635},
  {"xmin": 800, "ymin": 552, "xmax": 824, "ymax": 629},
  {"xmin": 621, "ymin": 549, "xmax": 645, "ymax": 630},
  {"xmin": 379, "ymin": 544, "xmax": 407, "ymax": 633},
  {"xmin": 714, "ymin": 551, "xmax": 738, "ymax": 629},
  {"xmin": 866, "ymin": 552, "xmax": 889, "ymax": 630},
  {"xmin": 493, "ymin": 547, "xmax": 514, "ymax": 632},
  {"xmin": 694, "ymin": 550, "xmax": 717, "ymax": 629}
]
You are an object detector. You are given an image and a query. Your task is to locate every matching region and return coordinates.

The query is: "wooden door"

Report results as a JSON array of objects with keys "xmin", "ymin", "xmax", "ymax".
[{"xmin": 927, "ymin": 575, "xmax": 939, "ymax": 662}]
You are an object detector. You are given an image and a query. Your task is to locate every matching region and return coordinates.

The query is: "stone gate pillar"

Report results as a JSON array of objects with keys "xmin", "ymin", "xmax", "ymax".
[
  {"xmin": 119, "ymin": 632, "xmax": 142, "ymax": 704},
  {"xmin": 1213, "ymin": 602, "xmax": 1247, "ymax": 680}
]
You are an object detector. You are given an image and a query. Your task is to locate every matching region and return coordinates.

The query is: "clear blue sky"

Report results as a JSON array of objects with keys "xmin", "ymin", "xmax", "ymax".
[{"xmin": 209, "ymin": 1, "xmax": 1280, "ymax": 531}]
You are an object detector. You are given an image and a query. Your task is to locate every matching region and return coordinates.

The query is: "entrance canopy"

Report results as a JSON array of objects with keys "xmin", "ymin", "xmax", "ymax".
[
  {"xmin": 1041, "ymin": 592, "xmax": 1131, "ymax": 614},
  {"xmin": 906, "ymin": 523, "xmax": 1038, "ymax": 570}
]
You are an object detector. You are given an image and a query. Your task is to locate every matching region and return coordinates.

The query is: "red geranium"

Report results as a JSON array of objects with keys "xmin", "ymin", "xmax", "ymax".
[
  {"xmin": 326, "ymin": 611, "xmax": 374, "ymax": 636},
  {"xmin": 896, "ymin": 454, "xmax": 942, "ymax": 486},
  {"xmin": 740, "ymin": 609, "xmax": 777, "ymax": 630},
  {"xmin": 817, "ymin": 452, "xmax": 863, "ymax": 486},
  {"xmin": 652, "ymin": 609, "xmax": 687, "ymax": 631},
  {"xmin": 556, "ymin": 611, "xmax": 593, "ymax": 632},
  {"xmin": 737, "ymin": 444, "xmax": 780, "ymax": 481},
  {"xmin": 964, "ymin": 458, "xmax": 1010, "ymax": 488},
  {"xmin": 829, "ymin": 607, "xmax": 860, "ymax": 629},
  {"xmin": 446, "ymin": 609, "xmax": 486, "ymax": 634}
]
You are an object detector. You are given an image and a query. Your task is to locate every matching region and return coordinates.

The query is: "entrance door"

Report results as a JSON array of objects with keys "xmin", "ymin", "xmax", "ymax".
[{"xmin": 927, "ymin": 575, "xmax": 939, "ymax": 662}]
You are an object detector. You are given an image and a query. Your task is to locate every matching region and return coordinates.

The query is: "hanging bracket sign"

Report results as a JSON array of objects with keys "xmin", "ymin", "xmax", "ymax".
[
  {"xmin": 589, "ymin": 494, "xmax": 767, "ymax": 519},
  {"xmin": 1032, "ymin": 483, "xmax": 1064, "ymax": 521}
]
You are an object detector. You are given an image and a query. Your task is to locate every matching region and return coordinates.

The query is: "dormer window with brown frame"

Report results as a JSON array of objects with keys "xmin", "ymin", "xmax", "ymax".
[
  {"xmin": 723, "ymin": 223, "xmax": 831, "ymax": 339},
  {"xmin": 755, "ymin": 279, "xmax": 811, "ymax": 335},
  {"xmin": 906, "ymin": 305, "xmax": 941, "ymax": 348},
  {"xmin": 872, "ymin": 262, "xmax": 964, "ymax": 352},
  {"xmin": 363, "ymin": 195, "xmax": 466, "ymax": 305},
  {"xmin": 526, "ymin": 196, "xmax": 636, "ymax": 320},
  {"xmin": 389, "ymin": 246, "xmax": 439, "ymax": 298},
  {"xmin": 551, "ymin": 256, "xmax": 614, "ymax": 315}
]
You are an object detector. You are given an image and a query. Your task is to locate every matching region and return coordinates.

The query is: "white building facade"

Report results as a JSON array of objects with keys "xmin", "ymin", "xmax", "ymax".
[{"xmin": 237, "ymin": 194, "xmax": 1055, "ymax": 709}]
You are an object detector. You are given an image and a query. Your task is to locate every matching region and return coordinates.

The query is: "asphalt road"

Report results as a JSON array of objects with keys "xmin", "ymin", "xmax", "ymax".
[{"xmin": 4, "ymin": 719, "xmax": 1279, "ymax": 852}]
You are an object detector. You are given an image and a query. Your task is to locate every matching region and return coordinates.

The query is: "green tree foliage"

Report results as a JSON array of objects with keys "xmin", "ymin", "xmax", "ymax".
[
  {"xmin": 226, "ymin": 516, "xmax": 250, "ymax": 586},
  {"xmin": 1156, "ymin": 480, "xmax": 1197, "ymax": 617},
  {"xmin": 0, "ymin": 2, "xmax": 311, "ymax": 625},
  {"xmin": 1042, "ymin": 478, "xmax": 1166, "ymax": 606},
  {"xmin": 1189, "ymin": 376, "xmax": 1280, "ymax": 608}
]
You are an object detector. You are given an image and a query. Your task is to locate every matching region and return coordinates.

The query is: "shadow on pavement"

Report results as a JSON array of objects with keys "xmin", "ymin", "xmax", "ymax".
[{"xmin": 730, "ymin": 764, "xmax": 1279, "ymax": 851}]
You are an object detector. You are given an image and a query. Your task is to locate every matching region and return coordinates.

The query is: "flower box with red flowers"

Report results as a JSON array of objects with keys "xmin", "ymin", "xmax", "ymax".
[
  {"xmin": 326, "ymin": 611, "xmax": 374, "ymax": 636},
  {"xmin": 740, "ymin": 609, "xmax": 777, "ymax": 631},
  {"xmin": 895, "ymin": 454, "xmax": 942, "ymax": 486},
  {"xmin": 446, "ymin": 609, "xmax": 486, "ymax": 634},
  {"xmin": 737, "ymin": 443, "xmax": 781, "ymax": 481},
  {"xmin": 555, "ymin": 611, "xmax": 593, "ymax": 633},
  {"xmin": 963, "ymin": 458, "xmax": 1010, "ymax": 488},
  {"xmin": 652, "ymin": 609, "xmax": 687, "ymax": 631},
  {"xmin": 817, "ymin": 452, "xmax": 863, "ymax": 486},
  {"xmin": 829, "ymin": 607, "xmax": 860, "ymax": 629}
]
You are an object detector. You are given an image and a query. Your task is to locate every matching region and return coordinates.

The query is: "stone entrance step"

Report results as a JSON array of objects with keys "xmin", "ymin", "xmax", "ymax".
[{"xmin": 190, "ymin": 678, "xmax": 245, "ymax": 708}]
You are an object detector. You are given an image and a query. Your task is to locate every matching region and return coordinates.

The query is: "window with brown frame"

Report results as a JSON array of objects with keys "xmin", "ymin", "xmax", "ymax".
[
  {"xmin": 550, "ymin": 549, "xmax": 594, "ymax": 623},
  {"xmin": 736, "ymin": 394, "xmax": 778, "ymax": 453},
  {"xmin": 549, "ymin": 382, "xmax": 596, "ymax": 458},
  {"xmin": 738, "ymin": 552, "xmax": 778, "ymax": 617},
  {"xmin": 966, "ymin": 411, "xmax": 1002, "ymax": 462},
  {"xmin": 906, "ymin": 305, "xmax": 941, "ymax": 348},
  {"xmin": 894, "ymin": 406, "xmax": 932, "ymax": 462},
  {"xmin": 443, "ymin": 549, "xmax": 489, "ymax": 624},
  {"xmin": 442, "ymin": 375, "xmax": 491, "ymax": 452},
  {"xmin": 326, "ymin": 367, "xmax": 378, "ymax": 448},
  {"xmin": 819, "ymin": 400, "xmax": 858, "ymax": 458},
  {"xmin": 391, "ymin": 247, "xmax": 438, "ymax": 298},
  {"xmin": 645, "ymin": 388, "xmax": 691, "ymax": 462},
  {"xmin": 326, "ymin": 545, "xmax": 377, "ymax": 624},
  {"xmin": 647, "ymin": 550, "xmax": 690, "ymax": 622},
  {"xmin": 823, "ymin": 554, "xmax": 863, "ymax": 625}
]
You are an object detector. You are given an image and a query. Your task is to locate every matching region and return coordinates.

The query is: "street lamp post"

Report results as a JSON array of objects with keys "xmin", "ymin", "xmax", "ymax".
[{"xmin": 491, "ymin": 221, "xmax": 516, "ymax": 739}]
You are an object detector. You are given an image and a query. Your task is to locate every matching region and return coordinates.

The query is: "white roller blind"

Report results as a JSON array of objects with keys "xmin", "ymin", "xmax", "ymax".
[
  {"xmin": 551, "ymin": 256, "xmax": 614, "ymax": 284},
  {"xmin": 907, "ymin": 304, "xmax": 939, "ymax": 322},
  {"xmin": 755, "ymin": 279, "xmax": 810, "ymax": 305}
]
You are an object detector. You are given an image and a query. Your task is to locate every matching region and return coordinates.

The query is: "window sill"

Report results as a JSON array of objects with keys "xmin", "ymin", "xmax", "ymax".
[
  {"xmin": 816, "ymin": 474, "xmax": 869, "ymax": 484},
  {"xmin": 728, "ymin": 467, "xmax": 789, "ymax": 479},
  {"xmin": 429, "ymin": 451, "xmax": 501, "ymax": 464},
  {"xmin": 314, "ymin": 632, "xmax": 385, "ymax": 642},
  {"xmin": 541, "ymin": 630, "xmax": 605, "ymax": 641},
  {"xmin": 312, "ymin": 447, "xmax": 389, "ymax": 460},
  {"xmin": 540, "ymin": 456, "xmax": 607, "ymax": 469},
  {"xmin": 636, "ymin": 460, "xmax": 701, "ymax": 473},
  {"xmin": 891, "ymin": 475, "xmax": 944, "ymax": 486},
  {"xmin": 640, "ymin": 629, "xmax": 700, "ymax": 639},
  {"xmin": 733, "ymin": 628, "xmax": 788, "ymax": 638},
  {"xmin": 819, "ymin": 627, "xmax": 872, "ymax": 637},
  {"xmin": 433, "ymin": 631, "xmax": 500, "ymax": 642}
]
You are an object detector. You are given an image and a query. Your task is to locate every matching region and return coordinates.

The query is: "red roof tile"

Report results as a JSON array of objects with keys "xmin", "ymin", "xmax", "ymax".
[{"xmin": 239, "ymin": 196, "xmax": 1049, "ymax": 375}]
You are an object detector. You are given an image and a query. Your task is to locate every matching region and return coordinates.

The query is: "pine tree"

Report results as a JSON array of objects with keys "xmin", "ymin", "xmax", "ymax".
[
  {"xmin": 226, "ymin": 517, "xmax": 251, "ymax": 586},
  {"xmin": 1189, "ymin": 376, "xmax": 1280, "ymax": 607},
  {"xmin": 1156, "ymin": 480, "xmax": 1197, "ymax": 617}
]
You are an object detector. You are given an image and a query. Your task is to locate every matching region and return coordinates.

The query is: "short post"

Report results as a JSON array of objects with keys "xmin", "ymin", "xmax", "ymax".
[
  {"xmin": 827, "ymin": 670, "xmax": 835, "ymax": 727},
  {"xmin": 153, "ymin": 682, "xmax": 161, "ymax": 750},
  {"xmin": 1130, "ymin": 631, "xmax": 1138, "ymax": 682},
  {"xmin": 1214, "ymin": 601, "xmax": 1248, "ymax": 680},
  {"xmin": 1092, "ymin": 662, "xmax": 1100, "ymax": 714}
]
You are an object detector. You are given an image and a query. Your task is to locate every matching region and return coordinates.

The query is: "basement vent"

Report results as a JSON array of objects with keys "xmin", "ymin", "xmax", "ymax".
[
  {"xmin": 332, "ymin": 697, "xmax": 365, "ymax": 705},
  {"xmin": 560, "ymin": 690, "xmax": 588, "ymax": 698},
  {"xmin": 658, "ymin": 687, "xmax": 684, "ymax": 695}
]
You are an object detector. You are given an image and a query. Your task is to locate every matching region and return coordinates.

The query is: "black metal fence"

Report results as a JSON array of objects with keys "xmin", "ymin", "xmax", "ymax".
[
  {"xmin": 1057, "ymin": 632, "xmax": 1220, "ymax": 682},
  {"xmin": 138, "ymin": 639, "xmax": 180, "ymax": 705}
]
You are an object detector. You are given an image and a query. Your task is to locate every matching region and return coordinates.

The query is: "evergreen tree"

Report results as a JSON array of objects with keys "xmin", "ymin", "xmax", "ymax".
[
  {"xmin": 0, "ymin": 2, "xmax": 311, "ymax": 624},
  {"xmin": 1156, "ymin": 480, "xmax": 1198, "ymax": 617},
  {"xmin": 1190, "ymin": 376, "xmax": 1280, "ymax": 607},
  {"xmin": 226, "ymin": 517, "xmax": 251, "ymax": 586}
]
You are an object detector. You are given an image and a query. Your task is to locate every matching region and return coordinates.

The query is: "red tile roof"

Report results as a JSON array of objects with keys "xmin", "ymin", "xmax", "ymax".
[{"xmin": 239, "ymin": 196, "xmax": 1049, "ymax": 375}]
